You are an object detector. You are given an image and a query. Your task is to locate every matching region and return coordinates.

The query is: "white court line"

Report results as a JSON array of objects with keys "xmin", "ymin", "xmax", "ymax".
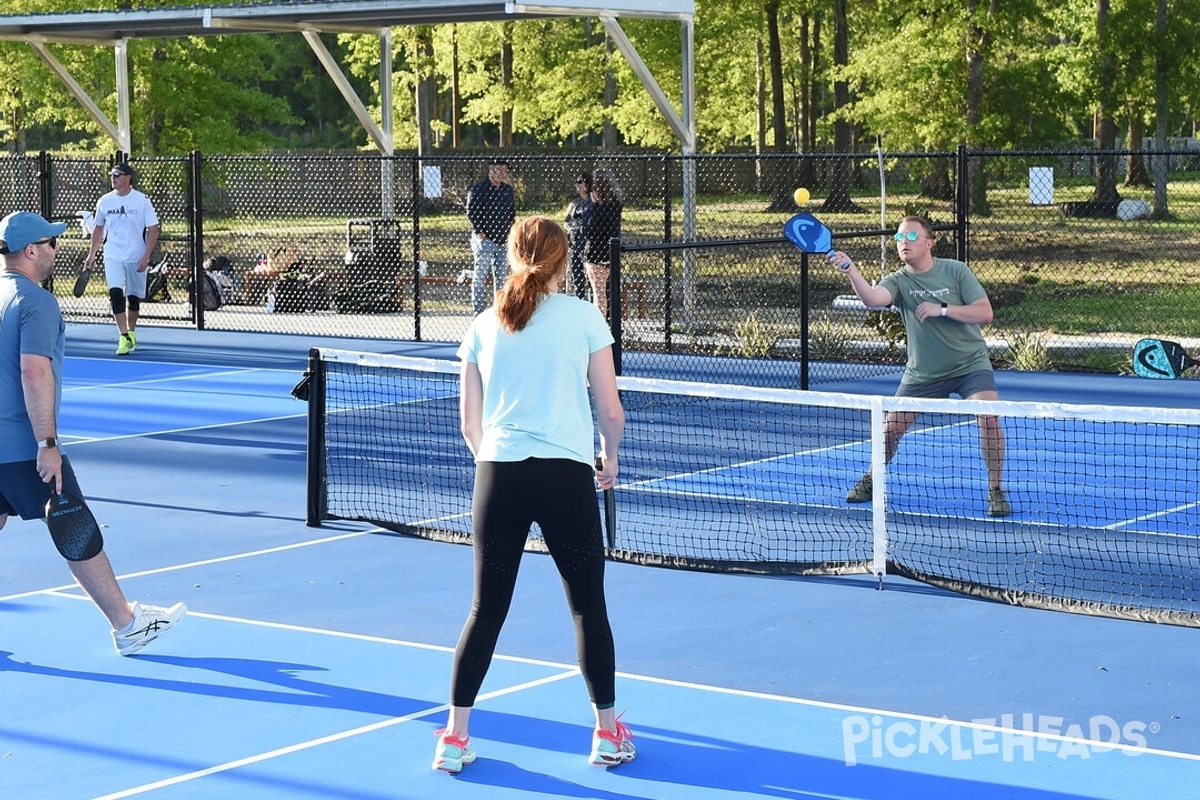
[
  {"xmin": 619, "ymin": 417, "xmax": 970, "ymax": 495},
  {"xmin": 63, "ymin": 363, "xmax": 271, "ymax": 392},
  {"xmin": 1106, "ymin": 500, "xmax": 1200, "ymax": 533},
  {"xmin": 60, "ymin": 357, "xmax": 306, "ymax": 443},
  {"xmin": 68, "ymin": 355, "xmax": 300, "ymax": 374},
  {"xmin": 87, "ymin": 670, "xmax": 581, "ymax": 800},
  {"xmin": 11, "ymin": 528, "xmax": 1195, "ymax": 797},
  {"xmin": 624, "ymin": 672, "xmax": 1200, "ymax": 762},
  {"xmin": 0, "ymin": 530, "xmax": 377, "ymax": 603},
  {"xmin": 625, "ymin": 417, "xmax": 1200, "ymax": 539},
  {"xmin": 61, "ymin": 596, "xmax": 1198, "ymax": 799},
  {"xmin": 46, "ymin": 596, "xmax": 584, "ymax": 672},
  {"xmin": 62, "ymin": 411, "xmax": 308, "ymax": 445}
]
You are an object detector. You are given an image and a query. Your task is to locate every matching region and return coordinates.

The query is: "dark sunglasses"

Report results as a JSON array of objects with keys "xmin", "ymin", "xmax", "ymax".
[
  {"xmin": 893, "ymin": 231, "xmax": 920, "ymax": 242},
  {"xmin": 110, "ymin": 171, "xmax": 127, "ymax": 178},
  {"xmin": 575, "ymin": 180, "xmax": 588, "ymax": 185},
  {"xmin": 34, "ymin": 237, "xmax": 58, "ymax": 249}
]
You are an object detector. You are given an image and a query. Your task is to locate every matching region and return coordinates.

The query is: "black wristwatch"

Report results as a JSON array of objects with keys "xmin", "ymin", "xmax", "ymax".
[{"xmin": 37, "ymin": 437, "xmax": 57, "ymax": 449}]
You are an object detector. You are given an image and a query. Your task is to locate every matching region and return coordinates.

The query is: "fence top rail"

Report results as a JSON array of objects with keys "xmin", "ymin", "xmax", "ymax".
[{"xmin": 621, "ymin": 225, "xmax": 936, "ymax": 254}]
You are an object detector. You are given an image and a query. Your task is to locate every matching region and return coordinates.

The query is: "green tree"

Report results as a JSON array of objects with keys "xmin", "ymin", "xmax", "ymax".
[
  {"xmin": 1, "ymin": 0, "xmax": 321, "ymax": 154},
  {"xmin": 837, "ymin": 0, "xmax": 1065, "ymax": 210}
]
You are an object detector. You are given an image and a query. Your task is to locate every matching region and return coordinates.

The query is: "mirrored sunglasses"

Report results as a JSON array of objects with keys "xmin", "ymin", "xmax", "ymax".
[{"xmin": 894, "ymin": 231, "xmax": 920, "ymax": 242}]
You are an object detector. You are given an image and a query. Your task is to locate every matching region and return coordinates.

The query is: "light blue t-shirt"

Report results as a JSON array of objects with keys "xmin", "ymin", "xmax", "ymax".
[
  {"xmin": 0, "ymin": 270, "xmax": 64, "ymax": 463},
  {"xmin": 457, "ymin": 292, "xmax": 615, "ymax": 465}
]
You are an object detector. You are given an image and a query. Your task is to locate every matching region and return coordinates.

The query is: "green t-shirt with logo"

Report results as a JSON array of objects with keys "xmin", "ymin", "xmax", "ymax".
[{"xmin": 878, "ymin": 257, "xmax": 993, "ymax": 385}]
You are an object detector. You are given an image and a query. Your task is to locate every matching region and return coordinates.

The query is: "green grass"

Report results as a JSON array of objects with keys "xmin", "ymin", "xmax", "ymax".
[
  {"xmin": 996, "ymin": 282, "xmax": 1200, "ymax": 336},
  {"xmin": 167, "ymin": 169, "xmax": 1200, "ymax": 373}
]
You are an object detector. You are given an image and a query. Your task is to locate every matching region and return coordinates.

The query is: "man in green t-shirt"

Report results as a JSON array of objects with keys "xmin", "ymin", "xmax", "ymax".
[{"xmin": 827, "ymin": 215, "xmax": 1010, "ymax": 518}]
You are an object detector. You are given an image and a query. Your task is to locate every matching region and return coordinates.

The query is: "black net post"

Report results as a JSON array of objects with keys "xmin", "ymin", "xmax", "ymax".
[
  {"xmin": 189, "ymin": 150, "xmax": 207, "ymax": 329},
  {"xmin": 304, "ymin": 348, "xmax": 328, "ymax": 527},
  {"xmin": 609, "ymin": 236, "xmax": 622, "ymax": 375}
]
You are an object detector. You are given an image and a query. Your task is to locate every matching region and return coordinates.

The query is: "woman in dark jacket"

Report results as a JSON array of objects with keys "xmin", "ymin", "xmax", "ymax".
[{"xmin": 584, "ymin": 169, "xmax": 622, "ymax": 318}]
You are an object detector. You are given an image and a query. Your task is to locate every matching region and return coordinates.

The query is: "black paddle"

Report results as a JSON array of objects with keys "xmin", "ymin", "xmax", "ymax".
[
  {"xmin": 45, "ymin": 490, "xmax": 100, "ymax": 559},
  {"xmin": 596, "ymin": 456, "xmax": 616, "ymax": 549},
  {"xmin": 72, "ymin": 267, "xmax": 91, "ymax": 298}
]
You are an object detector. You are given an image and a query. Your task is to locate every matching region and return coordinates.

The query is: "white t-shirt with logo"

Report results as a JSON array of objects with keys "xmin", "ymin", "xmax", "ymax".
[{"xmin": 94, "ymin": 188, "xmax": 158, "ymax": 263}]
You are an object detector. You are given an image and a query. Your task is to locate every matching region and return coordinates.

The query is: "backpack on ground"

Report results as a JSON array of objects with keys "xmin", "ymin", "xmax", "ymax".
[{"xmin": 189, "ymin": 271, "xmax": 223, "ymax": 311}]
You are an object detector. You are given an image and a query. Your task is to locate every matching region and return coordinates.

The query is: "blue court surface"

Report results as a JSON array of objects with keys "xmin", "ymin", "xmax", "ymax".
[{"xmin": 3, "ymin": 324, "xmax": 1200, "ymax": 799}]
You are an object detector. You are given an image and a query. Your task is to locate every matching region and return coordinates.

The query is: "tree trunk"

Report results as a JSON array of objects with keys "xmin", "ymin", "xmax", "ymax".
[
  {"xmin": 764, "ymin": 0, "xmax": 796, "ymax": 211},
  {"xmin": 450, "ymin": 27, "xmax": 462, "ymax": 148},
  {"xmin": 414, "ymin": 27, "xmax": 436, "ymax": 157},
  {"xmin": 5, "ymin": 93, "xmax": 24, "ymax": 153},
  {"xmin": 795, "ymin": 13, "xmax": 816, "ymax": 189},
  {"xmin": 964, "ymin": 0, "xmax": 992, "ymax": 216},
  {"xmin": 808, "ymin": 14, "xmax": 820, "ymax": 154},
  {"xmin": 1152, "ymin": 0, "xmax": 1169, "ymax": 217},
  {"xmin": 1091, "ymin": 0, "xmax": 1121, "ymax": 205},
  {"xmin": 500, "ymin": 25, "xmax": 513, "ymax": 148},
  {"xmin": 921, "ymin": 160, "xmax": 955, "ymax": 201},
  {"xmin": 822, "ymin": 0, "xmax": 862, "ymax": 213},
  {"xmin": 1125, "ymin": 110, "xmax": 1151, "ymax": 187},
  {"xmin": 603, "ymin": 34, "xmax": 618, "ymax": 151},
  {"xmin": 755, "ymin": 33, "xmax": 766, "ymax": 193}
]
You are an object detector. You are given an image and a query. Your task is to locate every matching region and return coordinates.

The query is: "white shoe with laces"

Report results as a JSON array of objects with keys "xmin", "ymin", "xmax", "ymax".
[{"xmin": 112, "ymin": 601, "xmax": 186, "ymax": 656}]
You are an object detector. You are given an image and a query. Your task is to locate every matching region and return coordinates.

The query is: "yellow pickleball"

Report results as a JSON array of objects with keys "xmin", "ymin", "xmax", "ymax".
[{"xmin": 793, "ymin": 187, "xmax": 810, "ymax": 205}]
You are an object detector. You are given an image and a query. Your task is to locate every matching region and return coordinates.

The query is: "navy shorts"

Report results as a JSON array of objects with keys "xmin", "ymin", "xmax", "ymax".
[
  {"xmin": 896, "ymin": 369, "xmax": 998, "ymax": 400},
  {"xmin": 0, "ymin": 456, "xmax": 84, "ymax": 521}
]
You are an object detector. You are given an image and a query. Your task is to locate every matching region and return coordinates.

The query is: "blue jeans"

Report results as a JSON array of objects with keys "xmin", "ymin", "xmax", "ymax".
[{"xmin": 471, "ymin": 236, "xmax": 508, "ymax": 314}]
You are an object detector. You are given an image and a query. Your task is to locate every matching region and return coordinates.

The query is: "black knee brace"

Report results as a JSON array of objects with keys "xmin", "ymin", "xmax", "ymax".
[
  {"xmin": 127, "ymin": 295, "xmax": 141, "ymax": 313},
  {"xmin": 109, "ymin": 287, "xmax": 126, "ymax": 315}
]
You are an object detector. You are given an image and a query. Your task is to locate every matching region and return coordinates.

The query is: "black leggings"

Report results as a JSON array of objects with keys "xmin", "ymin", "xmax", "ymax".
[{"xmin": 450, "ymin": 458, "xmax": 615, "ymax": 709}]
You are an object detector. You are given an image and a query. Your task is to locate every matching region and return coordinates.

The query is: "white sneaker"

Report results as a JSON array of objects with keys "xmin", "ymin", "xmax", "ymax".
[
  {"xmin": 113, "ymin": 601, "xmax": 186, "ymax": 656},
  {"xmin": 432, "ymin": 731, "xmax": 477, "ymax": 774}
]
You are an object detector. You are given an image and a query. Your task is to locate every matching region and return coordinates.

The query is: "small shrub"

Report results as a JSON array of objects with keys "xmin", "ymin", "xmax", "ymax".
[
  {"xmin": 808, "ymin": 318, "xmax": 852, "ymax": 361},
  {"xmin": 734, "ymin": 310, "xmax": 775, "ymax": 358},
  {"xmin": 1006, "ymin": 331, "xmax": 1052, "ymax": 371},
  {"xmin": 867, "ymin": 309, "xmax": 906, "ymax": 352}
]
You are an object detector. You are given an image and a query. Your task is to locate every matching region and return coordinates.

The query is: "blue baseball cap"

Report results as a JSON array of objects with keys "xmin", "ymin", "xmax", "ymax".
[{"xmin": 0, "ymin": 212, "xmax": 68, "ymax": 254}]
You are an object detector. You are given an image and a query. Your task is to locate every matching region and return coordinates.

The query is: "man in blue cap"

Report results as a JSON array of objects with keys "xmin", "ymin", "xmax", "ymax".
[{"xmin": 0, "ymin": 211, "xmax": 185, "ymax": 655}]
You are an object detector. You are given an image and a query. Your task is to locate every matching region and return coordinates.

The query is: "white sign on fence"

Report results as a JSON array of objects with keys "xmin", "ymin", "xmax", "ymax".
[
  {"xmin": 423, "ymin": 166, "xmax": 443, "ymax": 198},
  {"xmin": 1029, "ymin": 167, "xmax": 1054, "ymax": 205}
]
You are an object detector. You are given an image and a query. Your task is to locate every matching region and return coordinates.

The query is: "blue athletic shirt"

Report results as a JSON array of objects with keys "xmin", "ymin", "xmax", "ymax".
[
  {"xmin": 0, "ymin": 270, "xmax": 64, "ymax": 463},
  {"xmin": 457, "ymin": 292, "xmax": 614, "ymax": 465}
]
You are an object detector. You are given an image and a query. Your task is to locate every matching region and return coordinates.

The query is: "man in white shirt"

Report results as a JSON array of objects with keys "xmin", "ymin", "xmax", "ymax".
[{"xmin": 82, "ymin": 162, "xmax": 160, "ymax": 356}]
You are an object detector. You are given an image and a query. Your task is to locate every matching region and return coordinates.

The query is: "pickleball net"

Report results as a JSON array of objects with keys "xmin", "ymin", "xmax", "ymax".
[{"xmin": 304, "ymin": 348, "xmax": 1200, "ymax": 626}]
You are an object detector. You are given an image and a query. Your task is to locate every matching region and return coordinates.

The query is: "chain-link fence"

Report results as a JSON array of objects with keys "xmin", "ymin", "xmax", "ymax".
[{"xmin": 3, "ymin": 147, "xmax": 1198, "ymax": 384}]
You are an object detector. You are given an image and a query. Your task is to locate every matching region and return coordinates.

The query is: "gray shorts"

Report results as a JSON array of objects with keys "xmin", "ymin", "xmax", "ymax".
[
  {"xmin": 105, "ymin": 259, "xmax": 148, "ymax": 298},
  {"xmin": 0, "ymin": 456, "xmax": 84, "ymax": 521},
  {"xmin": 896, "ymin": 369, "xmax": 998, "ymax": 400}
]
